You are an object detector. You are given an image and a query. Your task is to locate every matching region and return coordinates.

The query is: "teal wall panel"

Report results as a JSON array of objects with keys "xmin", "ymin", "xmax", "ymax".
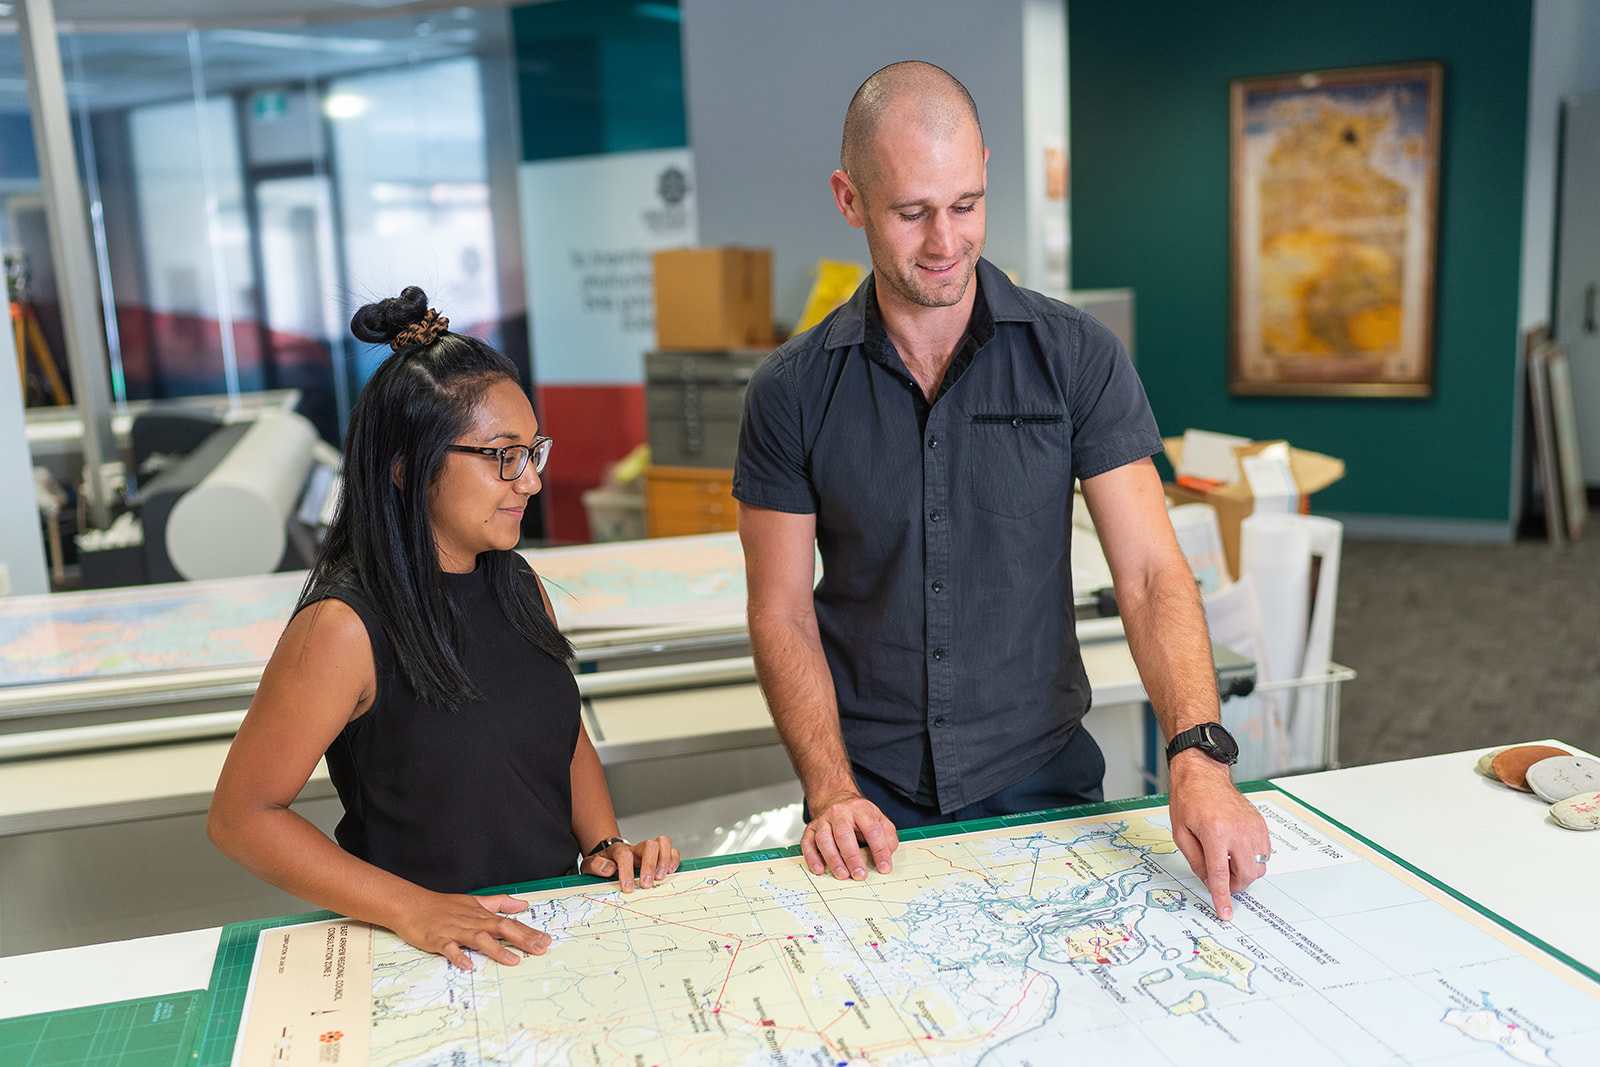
[
  {"xmin": 1069, "ymin": 0, "xmax": 1533, "ymax": 521},
  {"xmin": 512, "ymin": 0, "xmax": 686, "ymax": 162}
]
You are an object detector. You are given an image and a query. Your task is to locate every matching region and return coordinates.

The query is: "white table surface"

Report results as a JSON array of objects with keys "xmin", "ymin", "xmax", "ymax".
[
  {"xmin": 1270, "ymin": 739, "xmax": 1600, "ymax": 975},
  {"xmin": 4, "ymin": 740, "xmax": 1595, "ymax": 1022}
]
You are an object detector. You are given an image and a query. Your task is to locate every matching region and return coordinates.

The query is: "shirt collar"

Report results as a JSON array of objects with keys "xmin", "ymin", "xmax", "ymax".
[{"xmin": 821, "ymin": 256, "xmax": 1034, "ymax": 355}]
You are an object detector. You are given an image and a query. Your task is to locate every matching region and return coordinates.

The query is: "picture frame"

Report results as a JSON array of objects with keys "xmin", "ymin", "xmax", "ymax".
[
  {"xmin": 1230, "ymin": 61, "xmax": 1443, "ymax": 397},
  {"xmin": 1526, "ymin": 333, "xmax": 1564, "ymax": 544},
  {"xmin": 1543, "ymin": 343, "xmax": 1589, "ymax": 541}
]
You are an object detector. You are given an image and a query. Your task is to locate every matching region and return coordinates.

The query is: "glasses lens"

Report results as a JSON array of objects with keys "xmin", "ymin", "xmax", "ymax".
[
  {"xmin": 532, "ymin": 437, "xmax": 553, "ymax": 474},
  {"xmin": 499, "ymin": 445, "xmax": 532, "ymax": 481}
]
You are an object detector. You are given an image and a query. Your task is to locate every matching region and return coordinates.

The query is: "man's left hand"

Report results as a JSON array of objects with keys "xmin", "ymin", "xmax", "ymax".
[{"xmin": 1166, "ymin": 754, "xmax": 1270, "ymax": 921}]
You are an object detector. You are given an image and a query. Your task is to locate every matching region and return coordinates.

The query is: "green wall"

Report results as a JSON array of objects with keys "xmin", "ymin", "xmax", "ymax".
[
  {"xmin": 512, "ymin": 0, "xmax": 686, "ymax": 162},
  {"xmin": 1069, "ymin": 0, "xmax": 1532, "ymax": 523}
]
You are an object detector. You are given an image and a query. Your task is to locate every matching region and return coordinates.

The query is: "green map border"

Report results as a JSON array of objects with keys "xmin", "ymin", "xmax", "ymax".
[{"xmin": 182, "ymin": 782, "xmax": 1596, "ymax": 1066}]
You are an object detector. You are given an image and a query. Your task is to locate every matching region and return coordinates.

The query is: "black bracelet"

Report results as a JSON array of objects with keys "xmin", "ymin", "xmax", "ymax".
[{"xmin": 586, "ymin": 836, "xmax": 627, "ymax": 857}]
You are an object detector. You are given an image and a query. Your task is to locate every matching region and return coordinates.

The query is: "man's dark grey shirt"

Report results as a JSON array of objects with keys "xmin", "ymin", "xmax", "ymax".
[{"xmin": 733, "ymin": 259, "xmax": 1162, "ymax": 813}]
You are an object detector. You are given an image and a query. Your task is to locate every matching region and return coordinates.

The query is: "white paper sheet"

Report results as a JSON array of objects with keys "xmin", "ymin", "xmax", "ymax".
[
  {"xmin": 1202, "ymin": 575, "xmax": 1287, "ymax": 779},
  {"xmin": 1291, "ymin": 516, "xmax": 1344, "ymax": 769},
  {"xmin": 1168, "ymin": 502, "xmax": 1231, "ymax": 594}
]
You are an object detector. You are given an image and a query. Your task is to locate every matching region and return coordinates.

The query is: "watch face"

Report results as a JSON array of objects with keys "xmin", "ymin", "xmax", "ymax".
[{"xmin": 1202, "ymin": 724, "xmax": 1239, "ymax": 762}]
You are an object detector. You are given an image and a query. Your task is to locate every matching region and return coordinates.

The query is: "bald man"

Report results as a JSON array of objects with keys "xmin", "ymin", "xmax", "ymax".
[{"xmin": 733, "ymin": 62, "xmax": 1268, "ymax": 921}]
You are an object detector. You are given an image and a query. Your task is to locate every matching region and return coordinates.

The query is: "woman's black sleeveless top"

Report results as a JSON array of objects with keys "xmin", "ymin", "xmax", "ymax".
[{"xmin": 316, "ymin": 553, "xmax": 581, "ymax": 894}]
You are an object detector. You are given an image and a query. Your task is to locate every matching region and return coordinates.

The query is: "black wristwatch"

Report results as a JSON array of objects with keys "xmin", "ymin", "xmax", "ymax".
[{"xmin": 1165, "ymin": 722, "xmax": 1239, "ymax": 766}]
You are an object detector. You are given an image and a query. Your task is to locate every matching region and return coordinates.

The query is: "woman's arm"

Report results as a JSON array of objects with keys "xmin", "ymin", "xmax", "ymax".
[
  {"xmin": 531, "ymin": 567, "xmax": 679, "ymax": 890},
  {"xmin": 207, "ymin": 598, "xmax": 550, "ymax": 970},
  {"xmin": 570, "ymin": 723, "xmax": 680, "ymax": 889}
]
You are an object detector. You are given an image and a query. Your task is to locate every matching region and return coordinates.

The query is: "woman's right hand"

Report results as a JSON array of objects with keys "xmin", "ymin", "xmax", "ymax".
[{"xmin": 390, "ymin": 891, "xmax": 552, "ymax": 971}]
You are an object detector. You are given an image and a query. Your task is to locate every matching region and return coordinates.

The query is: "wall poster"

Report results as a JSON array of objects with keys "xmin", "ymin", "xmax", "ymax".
[{"xmin": 1230, "ymin": 62, "xmax": 1443, "ymax": 397}]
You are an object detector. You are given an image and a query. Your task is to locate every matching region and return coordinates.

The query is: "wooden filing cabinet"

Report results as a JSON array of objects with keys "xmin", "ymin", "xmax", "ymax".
[{"xmin": 645, "ymin": 465, "xmax": 738, "ymax": 537}]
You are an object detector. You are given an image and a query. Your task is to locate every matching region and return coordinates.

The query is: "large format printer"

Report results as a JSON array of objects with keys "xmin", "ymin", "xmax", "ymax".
[{"xmin": 77, "ymin": 404, "xmax": 340, "ymax": 588}]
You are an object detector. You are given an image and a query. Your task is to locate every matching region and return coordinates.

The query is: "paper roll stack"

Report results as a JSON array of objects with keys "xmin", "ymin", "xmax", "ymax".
[
  {"xmin": 1202, "ymin": 575, "xmax": 1284, "ymax": 779},
  {"xmin": 1238, "ymin": 512, "xmax": 1344, "ymax": 773},
  {"xmin": 1168, "ymin": 503, "xmax": 1231, "ymax": 594},
  {"xmin": 166, "ymin": 410, "xmax": 319, "ymax": 580}
]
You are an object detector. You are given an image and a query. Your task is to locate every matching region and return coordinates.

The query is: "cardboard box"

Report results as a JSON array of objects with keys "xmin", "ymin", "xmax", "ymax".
[
  {"xmin": 653, "ymin": 247, "xmax": 773, "ymax": 350},
  {"xmin": 1162, "ymin": 434, "xmax": 1345, "ymax": 580}
]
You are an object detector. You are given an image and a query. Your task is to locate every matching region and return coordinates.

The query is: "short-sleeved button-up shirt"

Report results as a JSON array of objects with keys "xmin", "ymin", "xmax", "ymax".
[{"xmin": 733, "ymin": 258, "xmax": 1162, "ymax": 813}]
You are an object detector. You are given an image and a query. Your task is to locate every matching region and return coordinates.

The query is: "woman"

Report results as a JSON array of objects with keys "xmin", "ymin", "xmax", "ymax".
[{"xmin": 208, "ymin": 287, "xmax": 678, "ymax": 971}]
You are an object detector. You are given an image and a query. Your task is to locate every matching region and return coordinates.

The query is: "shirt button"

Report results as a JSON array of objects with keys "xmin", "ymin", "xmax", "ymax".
[
  {"xmin": 934, "ymin": 716, "xmax": 946, "ymax": 728},
  {"xmin": 931, "ymin": 580, "xmax": 943, "ymax": 593},
  {"xmin": 929, "ymin": 510, "xmax": 941, "ymax": 522},
  {"xmin": 927, "ymin": 436, "xmax": 938, "ymax": 449},
  {"xmin": 1012, "ymin": 416, "xmax": 1022, "ymax": 427},
  {"xmin": 933, "ymin": 648, "xmax": 945, "ymax": 660}
]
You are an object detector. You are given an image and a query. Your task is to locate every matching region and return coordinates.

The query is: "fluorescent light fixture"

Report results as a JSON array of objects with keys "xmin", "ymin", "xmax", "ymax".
[
  {"xmin": 323, "ymin": 92, "xmax": 370, "ymax": 120},
  {"xmin": 209, "ymin": 29, "xmax": 386, "ymax": 55}
]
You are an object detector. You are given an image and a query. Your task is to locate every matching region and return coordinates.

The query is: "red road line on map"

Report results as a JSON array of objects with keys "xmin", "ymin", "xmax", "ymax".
[
  {"xmin": 983, "ymin": 972, "xmax": 1046, "ymax": 1037},
  {"xmin": 906, "ymin": 845, "xmax": 988, "ymax": 880},
  {"xmin": 712, "ymin": 940, "xmax": 744, "ymax": 1009},
  {"xmin": 579, "ymin": 894, "xmax": 743, "ymax": 940}
]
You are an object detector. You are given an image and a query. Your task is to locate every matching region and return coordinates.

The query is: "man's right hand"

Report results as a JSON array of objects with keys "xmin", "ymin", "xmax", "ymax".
[{"xmin": 803, "ymin": 792, "xmax": 899, "ymax": 880}]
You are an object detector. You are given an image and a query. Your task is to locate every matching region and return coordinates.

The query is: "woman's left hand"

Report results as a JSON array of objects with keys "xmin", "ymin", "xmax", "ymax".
[{"xmin": 581, "ymin": 835, "xmax": 680, "ymax": 891}]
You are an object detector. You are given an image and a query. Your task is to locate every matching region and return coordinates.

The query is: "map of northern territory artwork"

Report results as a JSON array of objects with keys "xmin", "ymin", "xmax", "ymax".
[{"xmin": 228, "ymin": 792, "xmax": 1600, "ymax": 1066}]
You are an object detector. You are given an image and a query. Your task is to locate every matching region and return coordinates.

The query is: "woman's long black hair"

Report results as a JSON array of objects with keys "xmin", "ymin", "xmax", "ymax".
[{"xmin": 299, "ymin": 286, "xmax": 573, "ymax": 713}]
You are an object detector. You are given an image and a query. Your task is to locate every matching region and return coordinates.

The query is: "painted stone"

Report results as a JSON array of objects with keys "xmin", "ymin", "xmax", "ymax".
[
  {"xmin": 1475, "ymin": 746, "xmax": 1511, "ymax": 780},
  {"xmin": 1526, "ymin": 756, "xmax": 1600, "ymax": 804},
  {"xmin": 1490, "ymin": 745, "xmax": 1572, "ymax": 792},
  {"xmin": 1550, "ymin": 791, "xmax": 1600, "ymax": 831}
]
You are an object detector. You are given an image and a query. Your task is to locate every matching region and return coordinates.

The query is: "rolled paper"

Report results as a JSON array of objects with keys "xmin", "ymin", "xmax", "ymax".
[{"xmin": 166, "ymin": 410, "xmax": 319, "ymax": 580}]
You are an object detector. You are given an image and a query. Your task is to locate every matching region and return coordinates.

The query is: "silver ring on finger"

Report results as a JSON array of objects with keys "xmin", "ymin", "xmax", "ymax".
[{"xmin": 1253, "ymin": 853, "xmax": 1269, "ymax": 864}]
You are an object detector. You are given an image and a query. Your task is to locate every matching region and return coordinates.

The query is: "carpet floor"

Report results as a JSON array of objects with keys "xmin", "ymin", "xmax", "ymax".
[{"xmin": 1329, "ymin": 529, "xmax": 1600, "ymax": 768}]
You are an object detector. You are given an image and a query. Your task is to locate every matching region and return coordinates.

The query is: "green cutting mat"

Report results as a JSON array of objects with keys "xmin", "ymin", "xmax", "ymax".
[
  {"xmin": 0, "ymin": 991, "xmax": 207, "ymax": 1067},
  {"xmin": 189, "ymin": 791, "xmax": 1176, "ymax": 1067}
]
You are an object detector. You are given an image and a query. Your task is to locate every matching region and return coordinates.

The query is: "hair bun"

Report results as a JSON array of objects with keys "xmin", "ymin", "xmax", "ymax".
[{"xmin": 350, "ymin": 286, "xmax": 432, "ymax": 346}]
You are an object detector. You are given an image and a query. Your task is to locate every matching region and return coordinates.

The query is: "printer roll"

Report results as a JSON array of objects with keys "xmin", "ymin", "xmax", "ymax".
[
  {"xmin": 1239, "ymin": 513, "xmax": 1312, "ymax": 685},
  {"xmin": 166, "ymin": 410, "xmax": 318, "ymax": 580}
]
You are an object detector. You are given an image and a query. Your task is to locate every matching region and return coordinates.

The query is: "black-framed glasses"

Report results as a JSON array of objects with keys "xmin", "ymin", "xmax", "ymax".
[{"xmin": 446, "ymin": 436, "xmax": 553, "ymax": 480}]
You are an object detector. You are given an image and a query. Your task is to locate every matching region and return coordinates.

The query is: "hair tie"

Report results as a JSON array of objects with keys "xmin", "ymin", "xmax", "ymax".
[{"xmin": 391, "ymin": 308, "xmax": 449, "ymax": 350}]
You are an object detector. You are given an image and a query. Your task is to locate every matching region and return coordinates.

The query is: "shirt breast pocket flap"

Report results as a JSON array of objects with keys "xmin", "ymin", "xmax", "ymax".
[{"xmin": 968, "ymin": 412, "xmax": 1069, "ymax": 518}]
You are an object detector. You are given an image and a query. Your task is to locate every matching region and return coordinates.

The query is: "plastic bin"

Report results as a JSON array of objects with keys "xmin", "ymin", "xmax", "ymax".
[{"xmin": 582, "ymin": 487, "xmax": 646, "ymax": 542}]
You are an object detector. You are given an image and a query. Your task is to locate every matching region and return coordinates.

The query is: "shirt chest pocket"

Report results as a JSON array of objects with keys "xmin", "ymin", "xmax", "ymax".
[{"xmin": 966, "ymin": 412, "xmax": 1071, "ymax": 518}]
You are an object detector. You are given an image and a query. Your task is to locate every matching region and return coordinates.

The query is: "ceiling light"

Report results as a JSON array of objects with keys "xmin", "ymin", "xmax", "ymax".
[
  {"xmin": 323, "ymin": 93, "xmax": 370, "ymax": 120},
  {"xmin": 210, "ymin": 29, "xmax": 385, "ymax": 56}
]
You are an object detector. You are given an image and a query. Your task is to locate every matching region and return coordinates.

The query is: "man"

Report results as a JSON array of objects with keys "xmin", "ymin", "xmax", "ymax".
[{"xmin": 733, "ymin": 61, "xmax": 1268, "ymax": 920}]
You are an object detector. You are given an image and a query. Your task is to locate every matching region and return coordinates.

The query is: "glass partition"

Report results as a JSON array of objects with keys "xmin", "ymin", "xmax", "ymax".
[
  {"xmin": 0, "ymin": 9, "xmax": 505, "ymax": 447},
  {"xmin": 326, "ymin": 56, "xmax": 495, "ymax": 391}
]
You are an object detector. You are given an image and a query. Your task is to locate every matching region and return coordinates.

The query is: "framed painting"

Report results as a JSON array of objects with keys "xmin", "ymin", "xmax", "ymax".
[{"xmin": 1230, "ymin": 62, "xmax": 1443, "ymax": 397}]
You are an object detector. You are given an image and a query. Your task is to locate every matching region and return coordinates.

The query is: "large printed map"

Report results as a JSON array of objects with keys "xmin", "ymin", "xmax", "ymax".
[
  {"xmin": 230, "ymin": 793, "xmax": 1600, "ymax": 1066},
  {"xmin": 0, "ymin": 535, "xmax": 750, "ymax": 687},
  {"xmin": 0, "ymin": 574, "xmax": 301, "ymax": 685}
]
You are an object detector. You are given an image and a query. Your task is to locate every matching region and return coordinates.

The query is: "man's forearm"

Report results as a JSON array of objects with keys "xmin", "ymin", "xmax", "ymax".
[
  {"xmin": 1115, "ymin": 556, "xmax": 1220, "ymax": 743},
  {"xmin": 748, "ymin": 610, "xmax": 858, "ymax": 805}
]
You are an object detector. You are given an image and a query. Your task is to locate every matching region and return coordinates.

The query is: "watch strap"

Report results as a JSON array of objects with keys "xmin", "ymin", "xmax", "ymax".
[
  {"xmin": 1165, "ymin": 722, "xmax": 1238, "ymax": 765},
  {"xmin": 586, "ymin": 836, "xmax": 628, "ymax": 857}
]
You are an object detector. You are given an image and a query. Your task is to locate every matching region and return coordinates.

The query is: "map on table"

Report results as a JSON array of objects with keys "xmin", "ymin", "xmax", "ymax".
[
  {"xmin": 0, "ymin": 534, "xmax": 749, "ymax": 687},
  {"xmin": 0, "ymin": 573, "xmax": 302, "ymax": 686},
  {"xmin": 215, "ymin": 791, "xmax": 1600, "ymax": 1066},
  {"xmin": 524, "ymin": 533, "xmax": 748, "ymax": 631}
]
